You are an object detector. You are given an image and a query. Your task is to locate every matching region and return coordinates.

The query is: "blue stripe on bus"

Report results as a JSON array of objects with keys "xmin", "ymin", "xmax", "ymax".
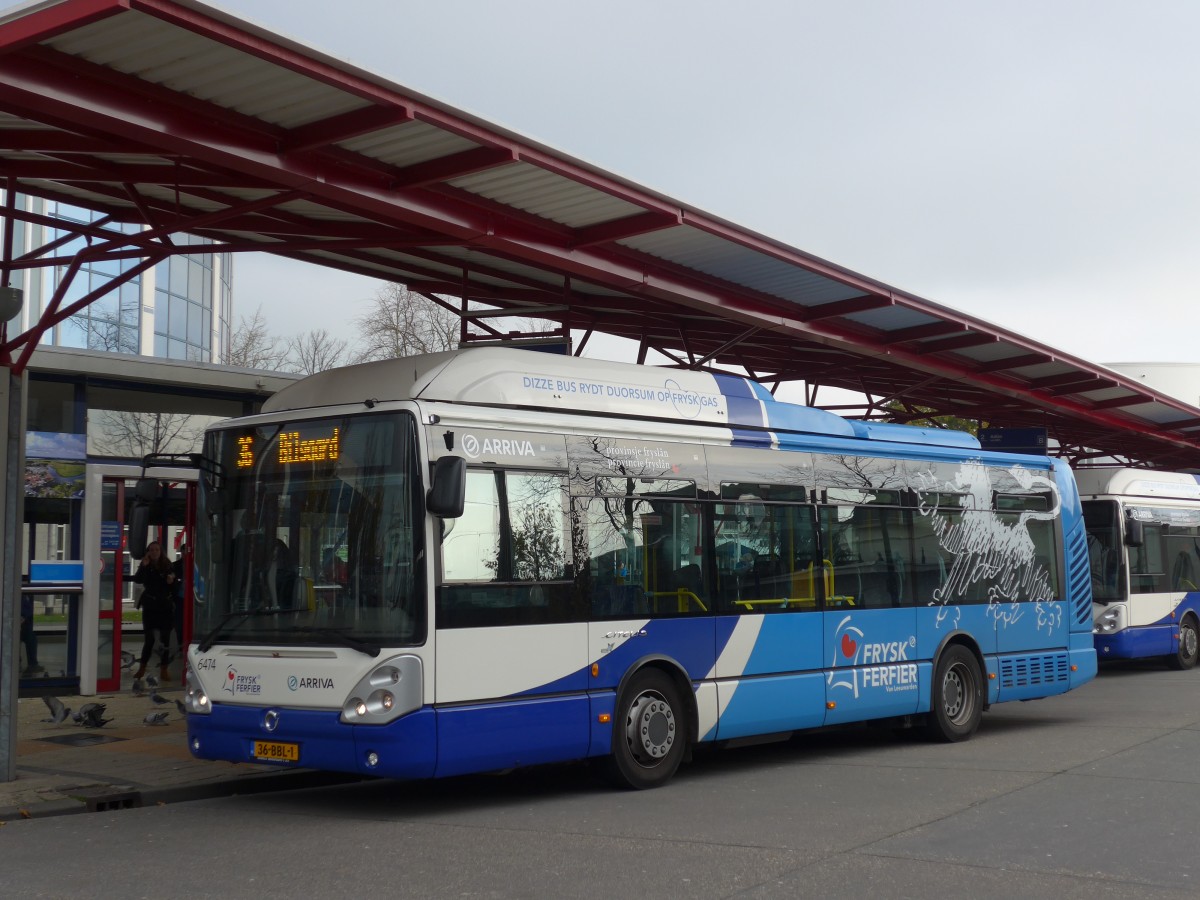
[
  {"xmin": 595, "ymin": 618, "xmax": 718, "ymax": 687},
  {"xmin": 511, "ymin": 618, "xmax": 726, "ymax": 699},
  {"xmin": 730, "ymin": 426, "xmax": 773, "ymax": 447},
  {"xmin": 713, "ymin": 373, "xmax": 766, "ymax": 429},
  {"xmin": 1095, "ymin": 593, "xmax": 1200, "ymax": 660},
  {"xmin": 435, "ymin": 695, "xmax": 590, "ymax": 777},
  {"xmin": 1095, "ymin": 624, "xmax": 1173, "ymax": 660}
]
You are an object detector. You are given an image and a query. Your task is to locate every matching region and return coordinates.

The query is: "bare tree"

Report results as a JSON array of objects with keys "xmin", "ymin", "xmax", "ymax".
[
  {"xmin": 77, "ymin": 317, "xmax": 139, "ymax": 355},
  {"xmin": 223, "ymin": 305, "xmax": 286, "ymax": 369},
  {"xmin": 91, "ymin": 410, "xmax": 205, "ymax": 458},
  {"xmin": 354, "ymin": 283, "xmax": 459, "ymax": 360},
  {"xmin": 283, "ymin": 328, "xmax": 352, "ymax": 375}
]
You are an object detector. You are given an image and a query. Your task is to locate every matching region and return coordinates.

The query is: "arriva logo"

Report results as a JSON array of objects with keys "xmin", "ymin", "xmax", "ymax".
[
  {"xmin": 287, "ymin": 675, "xmax": 334, "ymax": 691},
  {"xmin": 461, "ymin": 434, "xmax": 535, "ymax": 459},
  {"xmin": 827, "ymin": 616, "xmax": 918, "ymax": 698}
]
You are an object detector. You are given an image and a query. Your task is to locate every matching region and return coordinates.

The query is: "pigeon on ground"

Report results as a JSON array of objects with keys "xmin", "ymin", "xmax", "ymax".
[
  {"xmin": 131, "ymin": 677, "xmax": 146, "ymax": 696},
  {"xmin": 174, "ymin": 698, "xmax": 188, "ymax": 716},
  {"xmin": 143, "ymin": 711, "xmax": 169, "ymax": 726},
  {"xmin": 41, "ymin": 695, "xmax": 72, "ymax": 724},
  {"xmin": 73, "ymin": 702, "xmax": 111, "ymax": 728},
  {"xmin": 145, "ymin": 674, "xmax": 159, "ymax": 690},
  {"xmin": 120, "ymin": 650, "xmax": 137, "ymax": 671},
  {"xmin": 149, "ymin": 692, "xmax": 172, "ymax": 706}
]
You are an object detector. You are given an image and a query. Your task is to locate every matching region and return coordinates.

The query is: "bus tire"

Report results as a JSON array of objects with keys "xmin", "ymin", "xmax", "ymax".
[
  {"xmin": 602, "ymin": 668, "xmax": 687, "ymax": 789},
  {"xmin": 1168, "ymin": 615, "xmax": 1199, "ymax": 671},
  {"xmin": 925, "ymin": 645, "xmax": 982, "ymax": 742}
]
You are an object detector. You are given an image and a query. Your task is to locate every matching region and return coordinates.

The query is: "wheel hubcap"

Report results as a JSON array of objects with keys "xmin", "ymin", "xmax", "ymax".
[
  {"xmin": 944, "ymin": 665, "xmax": 969, "ymax": 723},
  {"xmin": 625, "ymin": 691, "xmax": 676, "ymax": 766},
  {"xmin": 1184, "ymin": 626, "xmax": 1198, "ymax": 660}
]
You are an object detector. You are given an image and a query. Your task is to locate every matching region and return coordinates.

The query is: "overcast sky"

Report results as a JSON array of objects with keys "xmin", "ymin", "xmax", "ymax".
[{"xmin": 217, "ymin": 0, "xmax": 1199, "ymax": 368}]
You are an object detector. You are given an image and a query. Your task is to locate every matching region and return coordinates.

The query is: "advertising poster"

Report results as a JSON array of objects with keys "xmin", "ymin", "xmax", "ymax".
[{"xmin": 25, "ymin": 431, "xmax": 87, "ymax": 499}]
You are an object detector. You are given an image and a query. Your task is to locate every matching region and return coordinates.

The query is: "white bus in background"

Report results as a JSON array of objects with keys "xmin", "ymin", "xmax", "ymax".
[{"xmin": 1079, "ymin": 468, "xmax": 1200, "ymax": 669}]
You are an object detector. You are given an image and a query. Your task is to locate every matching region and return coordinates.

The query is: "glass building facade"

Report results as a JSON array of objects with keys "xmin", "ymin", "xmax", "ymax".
[{"xmin": 11, "ymin": 197, "xmax": 233, "ymax": 362}]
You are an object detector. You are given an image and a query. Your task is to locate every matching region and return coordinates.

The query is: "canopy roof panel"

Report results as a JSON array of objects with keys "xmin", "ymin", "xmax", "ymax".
[{"xmin": 0, "ymin": 0, "xmax": 1197, "ymax": 468}]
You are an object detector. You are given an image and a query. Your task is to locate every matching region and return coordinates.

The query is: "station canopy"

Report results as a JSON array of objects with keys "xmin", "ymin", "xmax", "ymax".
[{"xmin": 0, "ymin": 0, "xmax": 1197, "ymax": 469}]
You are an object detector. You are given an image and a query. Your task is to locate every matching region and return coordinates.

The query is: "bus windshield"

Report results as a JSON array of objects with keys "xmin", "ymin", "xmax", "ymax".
[
  {"xmin": 195, "ymin": 412, "xmax": 425, "ymax": 649},
  {"xmin": 1082, "ymin": 499, "xmax": 1124, "ymax": 603}
]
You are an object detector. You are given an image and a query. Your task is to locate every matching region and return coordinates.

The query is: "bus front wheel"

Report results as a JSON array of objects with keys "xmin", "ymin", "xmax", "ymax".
[
  {"xmin": 1168, "ymin": 615, "xmax": 1199, "ymax": 671},
  {"xmin": 926, "ymin": 645, "xmax": 982, "ymax": 742},
  {"xmin": 602, "ymin": 669, "xmax": 688, "ymax": 789}
]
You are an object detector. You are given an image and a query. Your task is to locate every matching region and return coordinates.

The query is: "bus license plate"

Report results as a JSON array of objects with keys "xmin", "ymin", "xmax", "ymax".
[{"xmin": 253, "ymin": 740, "xmax": 299, "ymax": 763}]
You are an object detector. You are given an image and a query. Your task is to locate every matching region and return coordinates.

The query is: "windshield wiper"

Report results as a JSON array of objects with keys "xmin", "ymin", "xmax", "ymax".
[
  {"xmin": 196, "ymin": 607, "xmax": 295, "ymax": 653},
  {"xmin": 287, "ymin": 626, "xmax": 381, "ymax": 657}
]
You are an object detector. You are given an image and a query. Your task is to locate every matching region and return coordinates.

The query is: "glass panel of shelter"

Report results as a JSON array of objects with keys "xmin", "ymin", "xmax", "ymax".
[{"xmin": 20, "ymin": 504, "xmax": 78, "ymax": 683}]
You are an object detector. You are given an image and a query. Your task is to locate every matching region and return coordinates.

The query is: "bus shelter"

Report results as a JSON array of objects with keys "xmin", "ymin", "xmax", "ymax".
[{"xmin": 16, "ymin": 347, "xmax": 296, "ymax": 700}]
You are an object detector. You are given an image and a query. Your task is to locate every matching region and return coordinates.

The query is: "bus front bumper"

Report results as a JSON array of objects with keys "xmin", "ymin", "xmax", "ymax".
[{"xmin": 188, "ymin": 703, "xmax": 437, "ymax": 779}]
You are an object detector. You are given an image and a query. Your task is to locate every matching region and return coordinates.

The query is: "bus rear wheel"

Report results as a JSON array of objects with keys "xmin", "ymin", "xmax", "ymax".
[
  {"xmin": 1168, "ymin": 615, "xmax": 1199, "ymax": 671},
  {"xmin": 926, "ymin": 645, "xmax": 982, "ymax": 742},
  {"xmin": 602, "ymin": 669, "xmax": 688, "ymax": 789}
]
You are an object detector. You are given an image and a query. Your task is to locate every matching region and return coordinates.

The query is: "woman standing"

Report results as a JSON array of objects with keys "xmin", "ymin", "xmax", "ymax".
[{"xmin": 132, "ymin": 541, "xmax": 176, "ymax": 681}]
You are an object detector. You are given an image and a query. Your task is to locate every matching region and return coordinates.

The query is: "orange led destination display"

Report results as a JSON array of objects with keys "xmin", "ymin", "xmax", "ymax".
[
  {"xmin": 234, "ymin": 427, "xmax": 340, "ymax": 468},
  {"xmin": 278, "ymin": 427, "xmax": 340, "ymax": 464},
  {"xmin": 236, "ymin": 435, "xmax": 254, "ymax": 468}
]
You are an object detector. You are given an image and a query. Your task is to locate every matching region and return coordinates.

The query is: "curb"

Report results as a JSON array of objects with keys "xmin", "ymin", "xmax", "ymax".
[{"xmin": 0, "ymin": 769, "xmax": 368, "ymax": 822}]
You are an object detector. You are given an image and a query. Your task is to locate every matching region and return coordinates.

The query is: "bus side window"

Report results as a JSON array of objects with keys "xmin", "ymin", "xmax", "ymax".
[
  {"xmin": 436, "ymin": 470, "xmax": 574, "ymax": 627},
  {"xmin": 714, "ymin": 500, "xmax": 820, "ymax": 614},
  {"xmin": 1162, "ymin": 516, "xmax": 1200, "ymax": 592},
  {"xmin": 578, "ymin": 496, "xmax": 706, "ymax": 618},
  {"xmin": 820, "ymin": 505, "xmax": 914, "ymax": 609},
  {"xmin": 1129, "ymin": 523, "xmax": 1168, "ymax": 594}
]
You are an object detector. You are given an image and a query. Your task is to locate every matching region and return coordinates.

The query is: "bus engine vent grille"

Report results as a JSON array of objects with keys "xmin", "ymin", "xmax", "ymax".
[
  {"xmin": 1000, "ymin": 653, "xmax": 1070, "ymax": 689},
  {"xmin": 1065, "ymin": 524, "xmax": 1092, "ymax": 627}
]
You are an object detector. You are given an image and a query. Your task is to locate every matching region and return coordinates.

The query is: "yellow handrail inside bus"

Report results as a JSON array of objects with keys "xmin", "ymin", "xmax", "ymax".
[{"xmin": 647, "ymin": 589, "xmax": 708, "ymax": 613}]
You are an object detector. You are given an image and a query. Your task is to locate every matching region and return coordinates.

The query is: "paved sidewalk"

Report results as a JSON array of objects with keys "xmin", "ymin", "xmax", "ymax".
[{"xmin": 2, "ymin": 680, "xmax": 357, "ymax": 821}]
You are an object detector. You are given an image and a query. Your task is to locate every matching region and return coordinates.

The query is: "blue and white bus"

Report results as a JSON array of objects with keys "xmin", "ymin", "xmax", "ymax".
[
  {"xmin": 183, "ymin": 348, "xmax": 1097, "ymax": 788},
  {"xmin": 1078, "ymin": 468, "xmax": 1200, "ymax": 669}
]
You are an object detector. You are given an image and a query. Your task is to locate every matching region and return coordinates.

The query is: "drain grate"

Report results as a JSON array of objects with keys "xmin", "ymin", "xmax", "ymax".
[
  {"xmin": 38, "ymin": 733, "xmax": 128, "ymax": 748},
  {"xmin": 86, "ymin": 792, "xmax": 142, "ymax": 812}
]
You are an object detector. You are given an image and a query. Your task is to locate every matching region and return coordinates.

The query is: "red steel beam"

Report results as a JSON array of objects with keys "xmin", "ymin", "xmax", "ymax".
[
  {"xmin": 0, "ymin": 0, "xmax": 124, "ymax": 56},
  {"xmin": 280, "ymin": 105, "xmax": 413, "ymax": 154},
  {"xmin": 0, "ymin": 32, "xmax": 1197, "ymax": 458}
]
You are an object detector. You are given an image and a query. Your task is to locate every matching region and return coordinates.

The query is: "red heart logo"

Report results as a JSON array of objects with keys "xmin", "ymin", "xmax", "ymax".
[
  {"xmin": 227, "ymin": 670, "xmax": 235, "ymax": 680},
  {"xmin": 840, "ymin": 633, "xmax": 858, "ymax": 658}
]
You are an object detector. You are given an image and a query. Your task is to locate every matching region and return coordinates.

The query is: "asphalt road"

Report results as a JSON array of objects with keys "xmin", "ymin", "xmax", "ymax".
[{"xmin": 2, "ymin": 659, "xmax": 1198, "ymax": 899}]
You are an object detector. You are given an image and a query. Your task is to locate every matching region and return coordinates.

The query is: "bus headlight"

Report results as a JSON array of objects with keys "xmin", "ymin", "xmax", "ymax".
[
  {"xmin": 185, "ymin": 663, "xmax": 213, "ymax": 715},
  {"xmin": 1094, "ymin": 606, "xmax": 1125, "ymax": 634},
  {"xmin": 340, "ymin": 654, "xmax": 422, "ymax": 725}
]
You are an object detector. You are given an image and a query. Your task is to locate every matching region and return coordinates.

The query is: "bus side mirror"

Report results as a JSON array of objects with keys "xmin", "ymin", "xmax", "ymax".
[
  {"xmin": 427, "ymin": 456, "xmax": 465, "ymax": 518},
  {"xmin": 1124, "ymin": 517, "xmax": 1144, "ymax": 548},
  {"xmin": 128, "ymin": 478, "xmax": 158, "ymax": 558}
]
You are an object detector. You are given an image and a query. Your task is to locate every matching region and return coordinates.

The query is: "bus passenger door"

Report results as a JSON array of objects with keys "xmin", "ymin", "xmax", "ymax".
[
  {"xmin": 820, "ymin": 505, "xmax": 920, "ymax": 724},
  {"xmin": 710, "ymin": 500, "xmax": 825, "ymax": 740}
]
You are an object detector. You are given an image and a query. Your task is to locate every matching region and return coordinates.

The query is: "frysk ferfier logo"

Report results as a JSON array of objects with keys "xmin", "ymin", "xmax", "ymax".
[{"xmin": 827, "ymin": 616, "xmax": 918, "ymax": 699}]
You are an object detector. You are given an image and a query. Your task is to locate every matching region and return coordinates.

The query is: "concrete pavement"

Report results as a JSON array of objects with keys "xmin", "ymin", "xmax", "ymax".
[{"xmin": 1, "ymin": 680, "xmax": 358, "ymax": 821}]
